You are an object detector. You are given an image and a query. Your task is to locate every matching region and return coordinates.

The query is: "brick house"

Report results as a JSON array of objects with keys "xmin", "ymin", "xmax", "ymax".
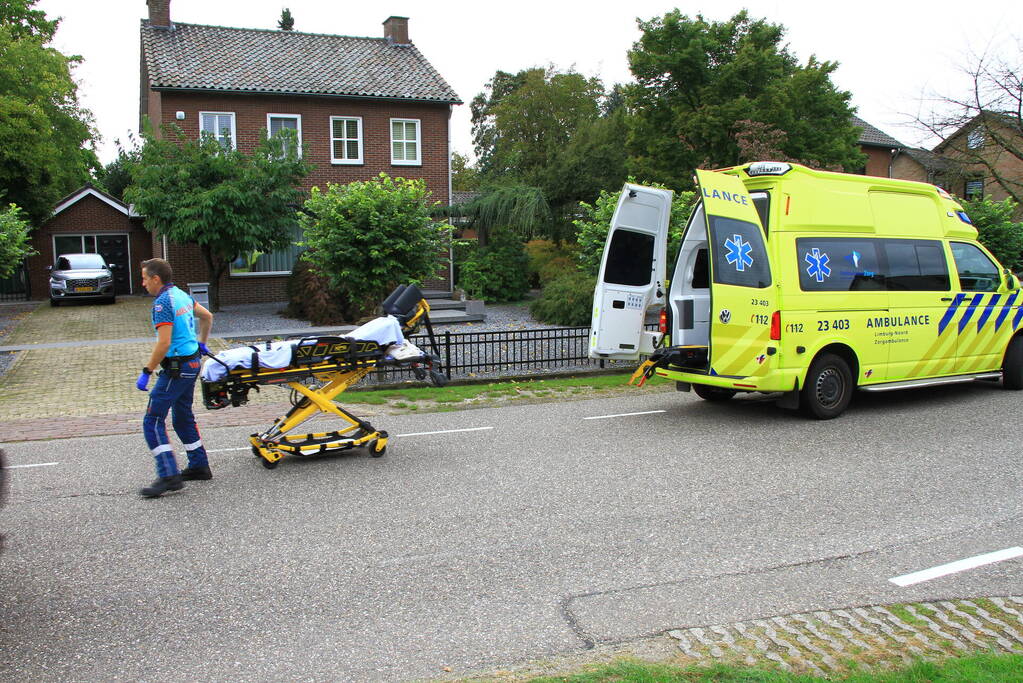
[
  {"xmin": 25, "ymin": 185, "xmax": 150, "ymax": 299},
  {"xmin": 851, "ymin": 115, "xmax": 905, "ymax": 177},
  {"xmin": 137, "ymin": 0, "xmax": 460, "ymax": 305},
  {"xmin": 929, "ymin": 112, "xmax": 1023, "ymax": 214}
]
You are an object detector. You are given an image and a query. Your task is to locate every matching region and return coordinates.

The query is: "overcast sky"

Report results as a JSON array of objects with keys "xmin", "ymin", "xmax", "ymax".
[{"xmin": 34, "ymin": 0, "xmax": 1023, "ymax": 165}]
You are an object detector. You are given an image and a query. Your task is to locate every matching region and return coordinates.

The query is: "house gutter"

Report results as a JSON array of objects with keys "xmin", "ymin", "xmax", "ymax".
[{"xmin": 149, "ymin": 86, "xmax": 462, "ymax": 106}]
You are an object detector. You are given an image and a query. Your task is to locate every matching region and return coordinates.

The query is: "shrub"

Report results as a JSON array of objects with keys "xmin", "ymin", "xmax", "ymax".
[
  {"xmin": 529, "ymin": 270, "xmax": 595, "ymax": 326},
  {"xmin": 525, "ymin": 239, "xmax": 579, "ymax": 286},
  {"xmin": 283, "ymin": 256, "xmax": 347, "ymax": 325},
  {"xmin": 457, "ymin": 227, "xmax": 531, "ymax": 302},
  {"xmin": 961, "ymin": 196, "xmax": 1023, "ymax": 272}
]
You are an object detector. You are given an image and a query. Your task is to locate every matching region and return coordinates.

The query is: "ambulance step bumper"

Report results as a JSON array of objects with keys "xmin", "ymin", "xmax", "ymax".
[{"xmin": 860, "ymin": 372, "xmax": 1002, "ymax": 393}]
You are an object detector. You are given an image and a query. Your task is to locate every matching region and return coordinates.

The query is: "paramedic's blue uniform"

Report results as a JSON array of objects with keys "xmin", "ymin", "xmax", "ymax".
[{"xmin": 143, "ymin": 283, "xmax": 209, "ymax": 478}]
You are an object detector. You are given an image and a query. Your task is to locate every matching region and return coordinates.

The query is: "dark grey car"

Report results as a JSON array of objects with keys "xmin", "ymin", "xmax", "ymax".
[{"xmin": 48, "ymin": 253, "xmax": 116, "ymax": 306}]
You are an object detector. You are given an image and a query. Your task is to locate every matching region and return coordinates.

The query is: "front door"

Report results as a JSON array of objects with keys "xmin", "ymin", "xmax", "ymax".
[
  {"xmin": 589, "ymin": 184, "xmax": 673, "ymax": 360},
  {"xmin": 695, "ymin": 170, "xmax": 776, "ymax": 378},
  {"xmin": 97, "ymin": 234, "xmax": 131, "ymax": 294}
]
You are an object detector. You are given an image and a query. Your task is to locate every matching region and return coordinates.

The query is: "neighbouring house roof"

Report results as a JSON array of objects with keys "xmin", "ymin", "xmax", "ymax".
[
  {"xmin": 450, "ymin": 191, "xmax": 480, "ymax": 205},
  {"xmin": 932, "ymin": 110, "xmax": 1020, "ymax": 154},
  {"xmin": 141, "ymin": 21, "xmax": 461, "ymax": 104},
  {"xmin": 50, "ymin": 185, "xmax": 139, "ymax": 220},
  {"xmin": 851, "ymin": 115, "xmax": 904, "ymax": 148},
  {"xmin": 902, "ymin": 147, "xmax": 952, "ymax": 172}
]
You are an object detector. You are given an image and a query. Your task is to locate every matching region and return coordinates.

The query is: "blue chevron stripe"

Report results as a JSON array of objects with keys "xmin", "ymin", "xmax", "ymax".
[
  {"xmin": 1014, "ymin": 301, "xmax": 1023, "ymax": 330},
  {"xmin": 995, "ymin": 291, "xmax": 1019, "ymax": 332},
  {"xmin": 958, "ymin": 293, "xmax": 985, "ymax": 334},
  {"xmin": 976, "ymin": 294, "xmax": 1000, "ymax": 333},
  {"xmin": 937, "ymin": 293, "xmax": 965, "ymax": 335}
]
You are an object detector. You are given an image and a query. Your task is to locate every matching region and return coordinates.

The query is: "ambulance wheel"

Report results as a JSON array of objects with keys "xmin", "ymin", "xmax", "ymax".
[
  {"xmin": 693, "ymin": 384, "xmax": 737, "ymax": 401},
  {"xmin": 801, "ymin": 353, "xmax": 852, "ymax": 420},
  {"xmin": 1003, "ymin": 336, "xmax": 1023, "ymax": 390},
  {"xmin": 367, "ymin": 438, "xmax": 386, "ymax": 458}
]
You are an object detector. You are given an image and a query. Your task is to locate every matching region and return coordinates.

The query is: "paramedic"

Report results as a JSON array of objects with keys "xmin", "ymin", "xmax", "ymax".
[{"xmin": 136, "ymin": 258, "xmax": 214, "ymax": 498}]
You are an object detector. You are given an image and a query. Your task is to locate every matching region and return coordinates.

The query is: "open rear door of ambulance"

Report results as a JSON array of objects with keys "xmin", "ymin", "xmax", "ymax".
[
  {"xmin": 589, "ymin": 183, "xmax": 673, "ymax": 360},
  {"xmin": 695, "ymin": 169, "xmax": 776, "ymax": 380}
]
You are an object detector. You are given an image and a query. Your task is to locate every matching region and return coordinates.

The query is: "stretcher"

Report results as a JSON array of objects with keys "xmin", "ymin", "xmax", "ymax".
[{"xmin": 200, "ymin": 284, "xmax": 446, "ymax": 469}]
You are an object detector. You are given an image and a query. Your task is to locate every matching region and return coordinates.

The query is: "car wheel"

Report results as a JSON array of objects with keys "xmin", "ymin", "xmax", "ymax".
[
  {"xmin": 800, "ymin": 352, "xmax": 852, "ymax": 419},
  {"xmin": 1003, "ymin": 335, "xmax": 1023, "ymax": 390},
  {"xmin": 50, "ymin": 298, "xmax": 59, "ymax": 307},
  {"xmin": 692, "ymin": 384, "xmax": 737, "ymax": 401}
]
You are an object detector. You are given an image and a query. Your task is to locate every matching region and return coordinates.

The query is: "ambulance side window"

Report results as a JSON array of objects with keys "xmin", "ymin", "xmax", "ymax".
[
  {"xmin": 751, "ymin": 192, "xmax": 770, "ymax": 235},
  {"xmin": 951, "ymin": 242, "xmax": 999, "ymax": 292},
  {"xmin": 604, "ymin": 229, "xmax": 655, "ymax": 286},
  {"xmin": 882, "ymin": 240, "xmax": 950, "ymax": 291},
  {"xmin": 796, "ymin": 238, "xmax": 882, "ymax": 291},
  {"xmin": 692, "ymin": 249, "xmax": 709, "ymax": 289},
  {"xmin": 709, "ymin": 216, "xmax": 771, "ymax": 288}
]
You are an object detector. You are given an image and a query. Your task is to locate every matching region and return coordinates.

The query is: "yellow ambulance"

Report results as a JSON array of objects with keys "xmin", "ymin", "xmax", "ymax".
[{"xmin": 589, "ymin": 162, "xmax": 1023, "ymax": 418}]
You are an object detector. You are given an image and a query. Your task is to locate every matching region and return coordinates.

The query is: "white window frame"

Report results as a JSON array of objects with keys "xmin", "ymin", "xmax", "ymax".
[
  {"xmin": 390, "ymin": 118, "xmax": 422, "ymax": 166},
  {"xmin": 199, "ymin": 111, "xmax": 237, "ymax": 149},
  {"xmin": 330, "ymin": 116, "xmax": 363, "ymax": 165},
  {"xmin": 966, "ymin": 127, "xmax": 985, "ymax": 150},
  {"xmin": 266, "ymin": 113, "xmax": 302, "ymax": 158}
]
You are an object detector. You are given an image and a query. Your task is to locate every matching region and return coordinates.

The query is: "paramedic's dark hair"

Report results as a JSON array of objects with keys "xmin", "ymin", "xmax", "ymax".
[{"xmin": 142, "ymin": 258, "xmax": 173, "ymax": 284}]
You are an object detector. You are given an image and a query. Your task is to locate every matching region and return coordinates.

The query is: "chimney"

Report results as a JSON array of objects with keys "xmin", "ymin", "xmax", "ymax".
[
  {"xmin": 383, "ymin": 16, "xmax": 409, "ymax": 45},
  {"xmin": 147, "ymin": 0, "xmax": 171, "ymax": 28}
]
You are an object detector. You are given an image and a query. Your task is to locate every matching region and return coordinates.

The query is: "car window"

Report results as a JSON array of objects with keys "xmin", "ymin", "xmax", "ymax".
[
  {"xmin": 65, "ymin": 254, "xmax": 106, "ymax": 269},
  {"xmin": 951, "ymin": 242, "xmax": 999, "ymax": 292},
  {"xmin": 56, "ymin": 257, "xmax": 71, "ymax": 270}
]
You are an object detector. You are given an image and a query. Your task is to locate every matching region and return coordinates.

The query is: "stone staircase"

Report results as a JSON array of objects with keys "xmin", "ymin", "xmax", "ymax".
[{"xmin": 421, "ymin": 290, "xmax": 485, "ymax": 325}]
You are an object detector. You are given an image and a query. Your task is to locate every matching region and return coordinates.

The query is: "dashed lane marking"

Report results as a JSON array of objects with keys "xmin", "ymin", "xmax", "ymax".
[
  {"xmin": 583, "ymin": 410, "xmax": 666, "ymax": 420},
  {"xmin": 3, "ymin": 462, "xmax": 60, "ymax": 469},
  {"xmin": 890, "ymin": 547, "xmax": 1023, "ymax": 587}
]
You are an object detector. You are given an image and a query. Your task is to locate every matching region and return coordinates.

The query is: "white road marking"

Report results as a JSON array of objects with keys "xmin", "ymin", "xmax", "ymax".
[
  {"xmin": 583, "ymin": 410, "xmax": 666, "ymax": 420},
  {"xmin": 890, "ymin": 547, "xmax": 1023, "ymax": 587},
  {"xmin": 4, "ymin": 462, "xmax": 60, "ymax": 469},
  {"xmin": 206, "ymin": 426, "xmax": 494, "ymax": 452},
  {"xmin": 394, "ymin": 427, "xmax": 494, "ymax": 438}
]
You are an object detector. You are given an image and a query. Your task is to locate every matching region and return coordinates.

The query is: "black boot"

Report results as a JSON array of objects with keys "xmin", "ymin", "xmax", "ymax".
[
  {"xmin": 180, "ymin": 465, "xmax": 212, "ymax": 481},
  {"xmin": 140, "ymin": 474, "xmax": 184, "ymax": 498}
]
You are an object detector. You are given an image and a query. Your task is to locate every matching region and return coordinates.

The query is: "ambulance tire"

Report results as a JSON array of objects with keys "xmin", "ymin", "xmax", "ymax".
[
  {"xmin": 1003, "ymin": 336, "xmax": 1023, "ymax": 390},
  {"xmin": 693, "ymin": 384, "xmax": 737, "ymax": 402},
  {"xmin": 801, "ymin": 353, "xmax": 852, "ymax": 420}
]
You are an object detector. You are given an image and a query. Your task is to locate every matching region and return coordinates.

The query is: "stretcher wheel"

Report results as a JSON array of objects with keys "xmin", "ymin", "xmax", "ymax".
[
  {"xmin": 367, "ymin": 438, "xmax": 386, "ymax": 458},
  {"xmin": 260, "ymin": 456, "xmax": 279, "ymax": 469},
  {"xmin": 251, "ymin": 445, "xmax": 262, "ymax": 458},
  {"xmin": 430, "ymin": 370, "xmax": 448, "ymax": 387}
]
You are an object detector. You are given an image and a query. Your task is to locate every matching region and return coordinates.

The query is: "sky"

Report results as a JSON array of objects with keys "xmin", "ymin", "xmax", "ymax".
[{"xmin": 33, "ymin": 0, "xmax": 1023, "ymax": 166}]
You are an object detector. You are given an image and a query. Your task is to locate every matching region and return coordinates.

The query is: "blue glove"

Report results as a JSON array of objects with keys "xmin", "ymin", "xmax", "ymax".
[
  {"xmin": 198, "ymin": 342, "xmax": 211, "ymax": 356},
  {"xmin": 136, "ymin": 369, "xmax": 151, "ymax": 392}
]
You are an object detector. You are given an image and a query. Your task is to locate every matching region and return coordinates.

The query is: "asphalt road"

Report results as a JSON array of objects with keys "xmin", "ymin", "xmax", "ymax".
[{"xmin": 1, "ymin": 384, "xmax": 1022, "ymax": 681}]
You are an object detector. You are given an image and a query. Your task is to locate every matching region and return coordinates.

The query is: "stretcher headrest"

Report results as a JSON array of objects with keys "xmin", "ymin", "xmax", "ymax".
[{"xmin": 382, "ymin": 284, "xmax": 423, "ymax": 319}]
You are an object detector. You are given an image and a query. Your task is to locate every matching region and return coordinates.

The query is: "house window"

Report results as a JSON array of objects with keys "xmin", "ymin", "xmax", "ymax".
[
  {"xmin": 967, "ymin": 127, "xmax": 985, "ymax": 150},
  {"xmin": 267, "ymin": 113, "xmax": 302, "ymax": 157},
  {"xmin": 330, "ymin": 116, "xmax": 363, "ymax": 164},
  {"xmin": 390, "ymin": 118, "xmax": 421, "ymax": 165},
  {"xmin": 230, "ymin": 224, "xmax": 305, "ymax": 276},
  {"xmin": 964, "ymin": 178, "xmax": 984, "ymax": 201},
  {"xmin": 200, "ymin": 111, "xmax": 236, "ymax": 149}
]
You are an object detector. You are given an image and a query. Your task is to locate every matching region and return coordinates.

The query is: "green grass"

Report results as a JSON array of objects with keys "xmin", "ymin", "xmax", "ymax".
[
  {"xmin": 519, "ymin": 653, "xmax": 1023, "ymax": 682},
  {"xmin": 342, "ymin": 371, "xmax": 666, "ymax": 409}
]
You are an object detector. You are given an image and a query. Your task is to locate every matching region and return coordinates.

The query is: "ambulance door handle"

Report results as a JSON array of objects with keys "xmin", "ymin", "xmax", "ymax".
[{"xmin": 941, "ymin": 297, "xmax": 954, "ymax": 301}]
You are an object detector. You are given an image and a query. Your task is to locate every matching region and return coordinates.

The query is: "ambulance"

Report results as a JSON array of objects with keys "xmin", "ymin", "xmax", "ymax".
[{"xmin": 589, "ymin": 162, "xmax": 1023, "ymax": 419}]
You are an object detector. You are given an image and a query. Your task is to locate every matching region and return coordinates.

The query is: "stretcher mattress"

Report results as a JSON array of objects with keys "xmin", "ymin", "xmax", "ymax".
[{"xmin": 200, "ymin": 315, "xmax": 413, "ymax": 382}]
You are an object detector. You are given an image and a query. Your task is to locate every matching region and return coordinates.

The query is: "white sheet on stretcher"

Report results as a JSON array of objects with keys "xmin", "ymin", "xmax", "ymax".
[{"xmin": 200, "ymin": 315, "xmax": 412, "ymax": 382}]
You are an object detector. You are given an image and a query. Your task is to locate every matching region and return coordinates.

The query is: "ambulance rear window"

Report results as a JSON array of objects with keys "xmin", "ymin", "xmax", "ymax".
[
  {"xmin": 604, "ymin": 229, "xmax": 655, "ymax": 286},
  {"xmin": 709, "ymin": 216, "xmax": 771, "ymax": 288}
]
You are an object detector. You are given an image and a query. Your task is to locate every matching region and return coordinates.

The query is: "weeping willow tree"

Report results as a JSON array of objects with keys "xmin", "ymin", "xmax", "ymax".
[{"xmin": 447, "ymin": 184, "xmax": 553, "ymax": 246}]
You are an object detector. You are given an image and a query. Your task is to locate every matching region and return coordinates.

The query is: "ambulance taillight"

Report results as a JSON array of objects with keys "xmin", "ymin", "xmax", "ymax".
[
  {"xmin": 658, "ymin": 309, "xmax": 667, "ymax": 334},
  {"xmin": 770, "ymin": 311, "xmax": 781, "ymax": 340}
]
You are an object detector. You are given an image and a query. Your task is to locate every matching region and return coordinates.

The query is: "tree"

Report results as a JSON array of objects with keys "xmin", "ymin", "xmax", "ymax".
[
  {"xmin": 451, "ymin": 151, "xmax": 480, "ymax": 192},
  {"xmin": 917, "ymin": 44, "xmax": 1023, "ymax": 208},
  {"xmin": 277, "ymin": 7, "xmax": 294, "ymax": 31},
  {"xmin": 0, "ymin": 203, "xmax": 36, "ymax": 278},
  {"xmin": 961, "ymin": 196, "xmax": 1023, "ymax": 272},
  {"xmin": 625, "ymin": 10, "xmax": 863, "ymax": 190},
  {"xmin": 94, "ymin": 135, "xmax": 141, "ymax": 201},
  {"xmin": 0, "ymin": 1, "xmax": 97, "ymax": 224},
  {"xmin": 298, "ymin": 174, "xmax": 451, "ymax": 321},
  {"xmin": 124, "ymin": 126, "xmax": 311, "ymax": 311}
]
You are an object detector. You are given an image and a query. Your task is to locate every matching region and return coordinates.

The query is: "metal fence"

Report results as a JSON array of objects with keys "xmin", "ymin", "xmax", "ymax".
[
  {"xmin": 372, "ymin": 324, "xmax": 657, "ymax": 384},
  {"xmin": 0, "ymin": 264, "xmax": 29, "ymax": 302}
]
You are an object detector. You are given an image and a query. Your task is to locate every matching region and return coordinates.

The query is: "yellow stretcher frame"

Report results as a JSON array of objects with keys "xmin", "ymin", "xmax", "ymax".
[{"xmin": 201, "ymin": 293, "xmax": 444, "ymax": 469}]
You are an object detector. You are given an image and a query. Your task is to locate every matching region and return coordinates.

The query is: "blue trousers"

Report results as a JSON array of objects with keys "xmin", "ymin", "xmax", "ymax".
[{"xmin": 143, "ymin": 356, "xmax": 209, "ymax": 478}]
